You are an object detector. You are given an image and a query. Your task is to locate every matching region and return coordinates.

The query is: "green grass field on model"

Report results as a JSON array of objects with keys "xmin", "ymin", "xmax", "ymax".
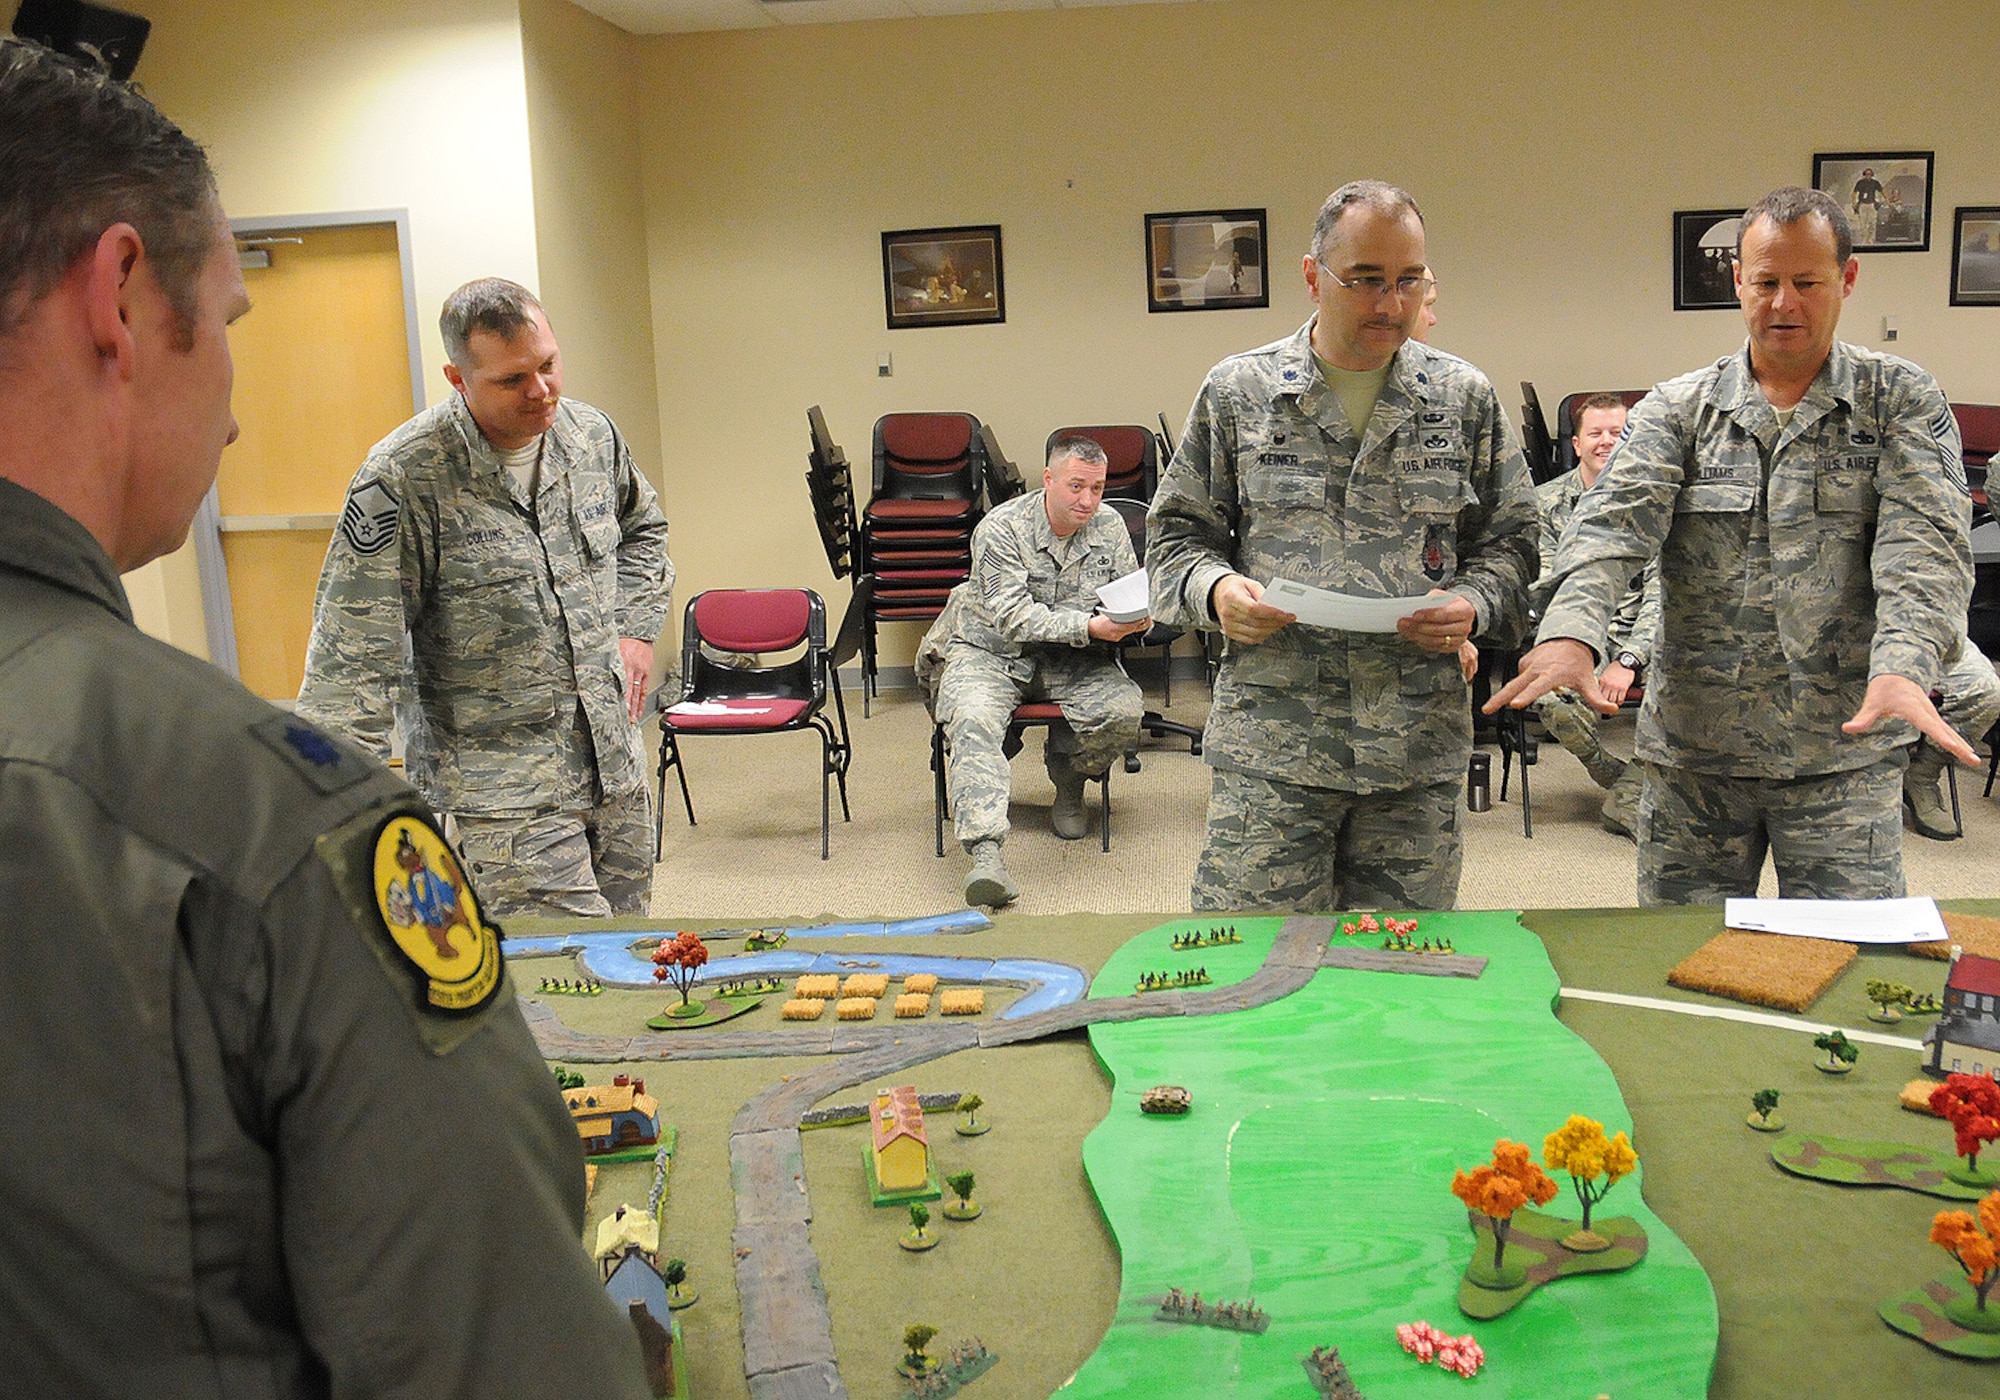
[{"xmin": 1074, "ymin": 910, "xmax": 1719, "ymax": 1399}]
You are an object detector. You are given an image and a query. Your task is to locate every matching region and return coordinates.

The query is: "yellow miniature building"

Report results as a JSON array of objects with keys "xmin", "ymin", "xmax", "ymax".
[
  {"xmin": 871, "ymin": 1084, "xmax": 931, "ymax": 1193},
  {"xmin": 781, "ymin": 998, "xmax": 826, "ymax": 1021},
  {"xmin": 903, "ymin": 973, "xmax": 939, "ymax": 995},
  {"xmin": 563, "ymin": 1075, "xmax": 661, "ymax": 1156},
  {"xmin": 894, "ymin": 992, "xmax": 930, "ymax": 1018}
]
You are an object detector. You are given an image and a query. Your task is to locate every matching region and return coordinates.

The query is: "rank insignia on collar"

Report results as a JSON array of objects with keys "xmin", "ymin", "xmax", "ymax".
[{"xmin": 371, "ymin": 814, "xmax": 503, "ymax": 1014}]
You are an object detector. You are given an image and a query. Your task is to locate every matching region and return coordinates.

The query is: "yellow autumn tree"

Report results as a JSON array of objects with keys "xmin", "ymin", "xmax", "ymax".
[
  {"xmin": 1542, "ymin": 1114, "xmax": 1639, "ymax": 1251},
  {"xmin": 1930, "ymin": 1189, "xmax": 2000, "ymax": 1315},
  {"xmin": 1451, "ymin": 1139, "xmax": 1558, "ymax": 1272}
]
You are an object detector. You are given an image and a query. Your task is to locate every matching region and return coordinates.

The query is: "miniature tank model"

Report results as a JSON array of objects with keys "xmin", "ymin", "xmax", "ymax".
[{"xmin": 1141, "ymin": 1085, "xmax": 1192, "ymax": 1115}]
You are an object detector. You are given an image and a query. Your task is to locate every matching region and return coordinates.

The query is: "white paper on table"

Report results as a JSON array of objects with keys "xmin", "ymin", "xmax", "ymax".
[
  {"xmin": 1261, "ymin": 576, "xmax": 1434, "ymax": 633},
  {"xmin": 1095, "ymin": 567, "xmax": 1150, "ymax": 623},
  {"xmin": 1723, "ymin": 895, "xmax": 1948, "ymax": 944}
]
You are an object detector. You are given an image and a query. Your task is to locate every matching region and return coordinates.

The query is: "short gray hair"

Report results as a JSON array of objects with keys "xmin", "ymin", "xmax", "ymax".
[
  {"xmin": 0, "ymin": 39, "xmax": 219, "ymax": 346},
  {"xmin": 1737, "ymin": 186, "xmax": 1853, "ymax": 264},
  {"xmin": 440, "ymin": 278, "xmax": 545, "ymax": 367},
  {"xmin": 1310, "ymin": 180, "xmax": 1424, "ymax": 263},
  {"xmin": 1046, "ymin": 435, "xmax": 1109, "ymax": 471}
]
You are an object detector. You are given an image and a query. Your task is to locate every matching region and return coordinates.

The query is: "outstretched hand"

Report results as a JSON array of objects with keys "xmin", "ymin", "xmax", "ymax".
[
  {"xmin": 1843, "ymin": 673, "xmax": 1980, "ymax": 766},
  {"xmin": 1482, "ymin": 638, "xmax": 1612, "ymax": 715}
]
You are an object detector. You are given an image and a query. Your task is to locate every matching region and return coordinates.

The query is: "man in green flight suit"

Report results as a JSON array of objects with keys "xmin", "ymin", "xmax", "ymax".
[{"xmin": 0, "ymin": 38, "xmax": 649, "ymax": 1399}]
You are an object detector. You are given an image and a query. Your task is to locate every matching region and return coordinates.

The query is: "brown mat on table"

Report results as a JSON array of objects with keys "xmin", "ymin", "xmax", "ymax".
[
  {"xmin": 1907, "ymin": 910, "xmax": 2000, "ymax": 961},
  {"xmin": 1665, "ymin": 931, "xmax": 1854, "ymax": 1011}
]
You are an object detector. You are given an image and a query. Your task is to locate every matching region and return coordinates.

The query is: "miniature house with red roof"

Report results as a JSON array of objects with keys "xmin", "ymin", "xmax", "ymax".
[
  {"xmin": 1923, "ymin": 950, "xmax": 2000, "ymax": 1080},
  {"xmin": 565, "ymin": 1074, "xmax": 662, "ymax": 1156},
  {"xmin": 871, "ymin": 1084, "xmax": 931, "ymax": 1193}
]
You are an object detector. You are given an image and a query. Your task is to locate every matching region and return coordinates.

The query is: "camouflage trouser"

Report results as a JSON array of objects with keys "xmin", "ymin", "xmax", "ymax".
[
  {"xmin": 1189, "ymin": 766, "xmax": 1462, "ymax": 914},
  {"xmin": 933, "ymin": 646, "xmax": 1143, "ymax": 849},
  {"xmin": 1939, "ymin": 640, "xmax": 2000, "ymax": 744},
  {"xmin": 1635, "ymin": 756, "xmax": 1904, "ymax": 906},
  {"xmin": 451, "ymin": 784, "xmax": 655, "ymax": 919}
]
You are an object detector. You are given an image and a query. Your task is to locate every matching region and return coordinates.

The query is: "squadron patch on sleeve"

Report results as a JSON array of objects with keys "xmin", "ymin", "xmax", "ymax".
[
  {"xmin": 339, "ymin": 480, "xmax": 401, "ymax": 555},
  {"xmin": 370, "ymin": 814, "xmax": 503, "ymax": 1014}
]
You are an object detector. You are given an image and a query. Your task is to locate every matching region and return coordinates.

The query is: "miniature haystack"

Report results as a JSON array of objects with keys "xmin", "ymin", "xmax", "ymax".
[
  {"xmin": 781, "ymin": 998, "xmax": 826, "ymax": 1021},
  {"xmin": 940, "ymin": 988, "xmax": 985, "ymax": 1016},
  {"xmin": 1908, "ymin": 911, "xmax": 2000, "ymax": 963},
  {"xmin": 836, "ymin": 996, "xmax": 877, "ymax": 1020},
  {"xmin": 894, "ymin": 993, "xmax": 931, "ymax": 1019},
  {"xmin": 903, "ymin": 973, "xmax": 940, "ymax": 995},
  {"xmin": 1667, "ymin": 931, "xmax": 1854, "ymax": 1011},
  {"xmin": 1901, "ymin": 1079, "xmax": 1946, "ymax": 1115},
  {"xmin": 795, "ymin": 973, "xmax": 840, "ymax": 998},
  {"xmin": 841, "ymin": 973, "xmax": 890, "ymax": 998}
]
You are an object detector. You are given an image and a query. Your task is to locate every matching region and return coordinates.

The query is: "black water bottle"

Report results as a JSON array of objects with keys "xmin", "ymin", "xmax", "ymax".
[{"xmin": 1466, "ymin": 752, "xmax": 1492, "ymax": 812}]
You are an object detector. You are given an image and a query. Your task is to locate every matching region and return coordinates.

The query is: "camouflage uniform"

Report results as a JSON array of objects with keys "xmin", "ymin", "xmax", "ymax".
[
  {"xmin": 1147, "ymin": 323, "xmax": 1539, "ymax": 912},
  {"xmin": 298, "ymin": 394, "xmax": 673, "ymax": 918},
  {"xmin": 1540, "ymin": 340, "xmax": 1971, "ymax": 903},
  {"xmin": 0, "ymin": 480, "xmax": 650, "ymax": 1399},
  {"xmin": 1531, "ymin": 467, "xmax": 1662, "ymax": 809},
  {"xmin": 1904, "ymin": 633, "xmax": 2000, "ymax": 837},
  {"xmin": 916, "ymin": 489, "xmax": 1144, "ymax": 848}
]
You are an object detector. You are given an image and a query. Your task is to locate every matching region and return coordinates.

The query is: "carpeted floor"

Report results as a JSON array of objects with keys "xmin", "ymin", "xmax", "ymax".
[{"xmin": 644, "ymin": 679, "xmax": 2000, "ymax": 921}]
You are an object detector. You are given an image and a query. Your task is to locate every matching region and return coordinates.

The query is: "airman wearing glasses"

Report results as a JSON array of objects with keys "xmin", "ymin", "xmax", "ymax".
[
  {"xmin": 1491, "ymin": 186, "xmax": 1974, "ymax": 904},
  {"xmin": 1147, "ymin": 180, "xmax": 1538, "ymax": 914}
]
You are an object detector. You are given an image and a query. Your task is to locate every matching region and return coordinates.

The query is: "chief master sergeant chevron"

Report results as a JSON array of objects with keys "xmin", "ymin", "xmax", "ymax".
[
  {"xmin": 298, "ymin": 278, "xmax": 673, "ymax": 918},
  {"xmin": 1490, "ymin": 186, "xmax": 1976, "ymax": 903},
  {"xmin": 1146, "ymin": 180, "xmax": 1539, "ymax": 913}
]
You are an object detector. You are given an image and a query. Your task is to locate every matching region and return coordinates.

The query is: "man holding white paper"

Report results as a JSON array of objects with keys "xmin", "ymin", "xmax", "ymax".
[
  {"xmin": 1148, "ymin": 180, "xmax": 1539, "ymax": 913},
  {"xmin": 916, "ymin": 436, "xmax": 1147, "ymax": 906}
]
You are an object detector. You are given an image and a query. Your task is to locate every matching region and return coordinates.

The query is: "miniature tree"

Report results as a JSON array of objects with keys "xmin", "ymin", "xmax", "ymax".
[
  {"xmin": 1863, "ymin": 978, "xmax": 1913, "ymax": 1022},
  {"xmin": 1929, "ymin": 1073, "xmax": 2000, "ymax": 1185},
  {"xmin": 955, "ymin": 1091, "xmax": 987, "ymax": 1136},
  {"xmin": 1541, "ymin": 1114, "xmax": 1638, "ymax": 1251},
  {"xmin": 1748, "ymin": 1088, "xmax": 1783, "ymax": 1131},
  {"xmin": 943, "ymin": 1170, "xmax": 980, "ymax": 1220},
  {"xmin": 651, "ymin": 931, "xmax": 709, "ymax": 1015},
  {"xmin": 1811, "ymin": 1028, "xmax": 1859, "ymax": 1073},
  {"xmin": 662, "ymin": 1257, "xmax": 696, "ymax": 1309},
  {"xmin": 1451, "ymin": 1139, "xmax": 1558, "ymax": 1283},
  {"xmin": 551, "ymin": 1065, "xmax": 585, "ymax": 1090},
  {"xmin": 1929, "ymin": 1191, "xmax": 2000, "ymax": 1327},
  {"xmin": 902, "ymin": 1322, "xmax": 939, "ymax": 1373}
]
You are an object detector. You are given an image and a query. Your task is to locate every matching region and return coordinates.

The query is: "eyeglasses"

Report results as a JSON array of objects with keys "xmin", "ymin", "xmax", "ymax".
[{"xmin": 1317, "ymin": 265, "xmax": 1436, "ymax": 301}]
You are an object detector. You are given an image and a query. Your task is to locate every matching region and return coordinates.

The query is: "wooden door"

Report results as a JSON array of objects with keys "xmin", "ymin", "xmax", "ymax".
[{"xmin": 218, "ymin": 220, "xmax": 415, "ymax": 700}]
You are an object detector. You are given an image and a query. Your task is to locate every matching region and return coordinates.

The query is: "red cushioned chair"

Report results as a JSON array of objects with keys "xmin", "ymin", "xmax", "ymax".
[
  {"xmin": 657, "ymin": 589, "xmax": 852, "ymax": 860},
  {"xmin": 930, "ymin": 704, "xmax": 1110, "ymax": 857}
]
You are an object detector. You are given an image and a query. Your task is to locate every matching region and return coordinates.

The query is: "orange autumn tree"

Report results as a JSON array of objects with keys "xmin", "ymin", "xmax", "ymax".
[
  {"xmin": 1452, "ymin": 1140, "xmax": 1558, "ymax": 1271},
  {"xmin": 1929, "ymin": 1073, "xmax": 2000, "ymax": 1180},
  {"xmin": 1929, "ymin": 1189, "xmax": 2000, "ymax": 1315},
  {"xmin": 652, "ymin": 930, "xmax": 709, "ymax": 1010},
  {"xmin": 1542, "ymin": 1114, "xmax": 1639, "ymax": 1250}
]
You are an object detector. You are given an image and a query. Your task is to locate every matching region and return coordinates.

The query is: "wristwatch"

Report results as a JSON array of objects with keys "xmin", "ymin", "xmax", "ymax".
[{"xmin": 1617, "ymin": 651, "xmax": 1641, "ymax": 670}]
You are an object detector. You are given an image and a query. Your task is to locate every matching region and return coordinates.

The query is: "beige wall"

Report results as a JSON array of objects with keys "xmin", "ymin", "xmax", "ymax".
[
  {"xmin": 521, "ymin": 0, "xmax": 665, "ymax": 490},
  {"xmin": 639, "ymin": 0, "xmax": 2000, "ymax": 665}
]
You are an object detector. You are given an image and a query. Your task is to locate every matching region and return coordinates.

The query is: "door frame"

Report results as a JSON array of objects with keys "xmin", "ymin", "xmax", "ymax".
[{"xmin": 195, "ymin": 209, "xmax": 423, "ymax": 682}]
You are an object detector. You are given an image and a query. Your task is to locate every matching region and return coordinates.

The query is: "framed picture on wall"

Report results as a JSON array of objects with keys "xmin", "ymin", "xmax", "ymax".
[
  {"xmin": 1145, "ymin": 209, "xmax": 1269, "ymax": 312},
  {"xmin": 1950, "ymin": 207, "xmax": 2000, "ymax": 306},
  {"xmin": 881, "ymin": 225, "xmax": 1004, "ymax": 329},
  {"xmin": 1672, "ymin": 209, "xmax": 1745, "ymax": 311},
  {"xmin": 1811, "ymin": 151, "xmax": 1934, "ymax": 252}
]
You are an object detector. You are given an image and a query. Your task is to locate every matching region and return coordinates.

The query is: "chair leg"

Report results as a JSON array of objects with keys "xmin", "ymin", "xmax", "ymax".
[
  {"xmin": 1986, "ymin": 739, "xmax": 1999, "ymax": 799},
  {"xmin": 932, "ymin": 723, "xmax": 948, "ymax": 858},
  {"xmin": 820, "ymin": 740, "xmax": 831, "ymax": 862},
  {"xmin": 657, "ymin": 730, "xmax": 696, "ymax": 846},
  {"xmin": 1946, "ymin": 758, "xmax": 1963, "ymax": 838},
  {"xmin": 1099, "ymin": 770, "xmax": 1111, "ymax": 852},
  {"xmin": 827, "ymin": 670, "xmax": 854, "ymax": 822},
  {"xmin": 1519, "ymin": 748, "xmax": 1533, "ymax": 839}
]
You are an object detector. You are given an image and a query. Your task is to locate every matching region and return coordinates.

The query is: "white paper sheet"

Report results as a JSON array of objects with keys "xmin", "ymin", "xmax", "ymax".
[
  {"xmin": 667, "ymin": 701, "xmax": 777, "ymax": 717},
  {"xmin": 1095, "ymin": 567, "xmax": 1150, "ymax": 623},
  {"xmin": 1261, "ymin": 576, "xmax": 1435, "ymax": 633},
  {"xmin": 1723, "ymin": 896, "xmax": 1948, "ymax": 944}
]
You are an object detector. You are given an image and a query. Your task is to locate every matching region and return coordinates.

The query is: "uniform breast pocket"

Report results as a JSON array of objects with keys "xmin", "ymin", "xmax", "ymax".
[
  {"xmin": 1678, "ymin": 480, "xmax": 1757, "ymax": 515},
  {"xmin": 1245, "ymin": 467, "xmax": 1324, "ymax": 510},
  {"xmin": 580, "ymin": 517, "xmax": 620, "ymax": 563},
  {"xmin": 434, "ymin": 558, "xmax": 547, "ymax": 655},
  {"xmin": 1396, "ymin": 474, "xmax": 1467, "ymax": 518}
]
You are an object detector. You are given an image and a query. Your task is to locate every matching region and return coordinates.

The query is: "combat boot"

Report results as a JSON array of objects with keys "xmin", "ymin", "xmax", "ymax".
[
  {"xmin": 963, "ymin": 839, "xmax": 1019, "ymax": 907},
  {"xmin": 1903, "ymin": 745, "xmax": 1960, "ymax": 841},
  {"xmin": 1538, "ymin": 690, "xmax": 1624, "ymax": 789},
  {"xmin": 1050, "ymin": 764, "xmax": 1090, "ymax": 840}
]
